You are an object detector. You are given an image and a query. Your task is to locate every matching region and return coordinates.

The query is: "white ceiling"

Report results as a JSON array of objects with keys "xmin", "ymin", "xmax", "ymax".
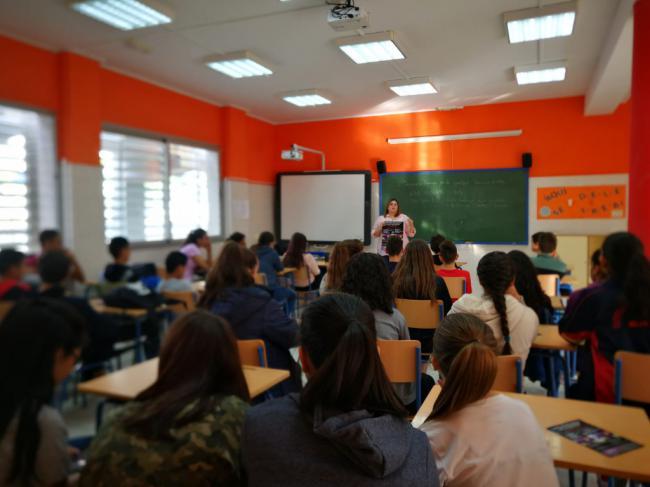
[{"xmin": 0, "ymin": 0, "xmax": 632, "ymax": 123}]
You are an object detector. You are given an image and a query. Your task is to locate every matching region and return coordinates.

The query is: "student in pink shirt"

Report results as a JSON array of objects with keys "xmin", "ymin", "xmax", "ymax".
[
  {"xmin": 179, "ymin": 228, "xmax": 213, "ymax": 280},
  {"xmin": 372, "ymin": 199, "xmax": 416, "ymax": 256},
  {"xmin": 435, "ymin": 240, "xmax": 472, "ymax": 296}
]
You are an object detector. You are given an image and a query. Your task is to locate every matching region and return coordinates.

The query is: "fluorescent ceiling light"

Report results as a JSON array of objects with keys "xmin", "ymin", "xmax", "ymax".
[
  {"xmin": 387, "ymin": 77, "xmax": 437, "ymax": 96},
  {"xmin": 515, "ymin": 62, "xmax": 566, "ymax": 85},
  {"xmin": 69, "ymin": 0, "xmax": 173, "ymax": 30},
  {"xmin": 504, "ymin": 1, "xmax": 576, "ymax": 44},
  {"xmin": 336, "ymin": 31, "xmax": 405, "ymax": 64},
  {"xmin": 204, "ymin": 51, "xmax": 273, "ymax": 79},
  {"xmin": 282, "ymin": 91, "xmax": 332, "ymax": 107},
  {"xmin": 387, "ymin": 130, "xmax": 522, "ymax": 145}
]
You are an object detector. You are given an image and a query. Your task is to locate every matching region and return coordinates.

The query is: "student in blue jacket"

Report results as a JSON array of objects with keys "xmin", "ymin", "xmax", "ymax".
[{"xmin": 254, "ymin": 231, "xmax": 296, "ymax": 315}]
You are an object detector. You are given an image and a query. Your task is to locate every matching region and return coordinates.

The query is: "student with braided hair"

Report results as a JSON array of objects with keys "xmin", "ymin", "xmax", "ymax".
[{"xmin": 449, "ymin": 251, "xmax": 539, "ymax": 361}]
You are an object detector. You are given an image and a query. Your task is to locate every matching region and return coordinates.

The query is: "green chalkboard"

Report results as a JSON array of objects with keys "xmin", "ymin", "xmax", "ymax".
[{"xmin": 380, "ymin": 169, "xmax": 528, "ymax": 244}]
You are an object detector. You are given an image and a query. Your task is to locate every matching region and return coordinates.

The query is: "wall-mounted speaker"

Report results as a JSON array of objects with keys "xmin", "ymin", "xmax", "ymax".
[
  {"xmin": 376, "ymin": 160, "xmax": 387, "ymax": 174},
  {"xmin": 522, "ymin": 152, "xmax": 533, "ymax": 168}
]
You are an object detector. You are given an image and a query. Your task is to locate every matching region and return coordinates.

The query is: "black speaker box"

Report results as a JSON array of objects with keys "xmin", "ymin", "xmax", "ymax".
[
  {"xmin": 376, "ymin": 160, "xmax": 387, "ymax": 174},
  {"xmin": 522, "ymin": 152, "xmax": 533, "ymax": 168}
]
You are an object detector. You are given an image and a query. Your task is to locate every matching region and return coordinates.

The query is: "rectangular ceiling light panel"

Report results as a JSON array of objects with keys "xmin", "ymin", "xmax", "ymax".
[
  {"xmin": 504, "ymin": 1, "xmax": 577, "ymax": 43},
  {"xmin": 387, "ymin": 78, "xmax": 437, "ymax": 96},
  {"xmin": 283, "ymin": 91, "xmax": 332, "ymax": 107},
  {"xmin": 70, "ymin": 0, "xmax": 173, "ymax": 30},
  {"xmin": 205, "ymin": 51, "xmax": 273, "ymax": 79},
  {"xmin": 336, "ymin": 31, "xmax": 405, "ymax": 64},
  {"xmin": 515, "ymin": 63, "xmax": 566, "ymax": 85}
]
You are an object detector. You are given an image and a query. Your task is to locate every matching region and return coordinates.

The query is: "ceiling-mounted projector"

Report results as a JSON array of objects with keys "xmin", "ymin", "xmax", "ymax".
[
  {"xmin": 281, "ymin": 146, "xmax": 304, "ymax": 161},
  {"xmin": 327, "ymin": 0, "xmax": 369, "ymax": 31}
]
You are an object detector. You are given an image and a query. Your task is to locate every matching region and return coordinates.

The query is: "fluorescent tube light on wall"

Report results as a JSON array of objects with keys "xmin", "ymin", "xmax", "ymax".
[
  {"xmin": 70, "ymin": 0, "xmax": 173, "ymax": 30},
  {"xmin": 336, "ymin": 31, "xmax": 405, "ymax": 64},
  {"xmin": 515, "ymin": 62, "xmax": 566, "ymax": 85},
  {"xmin": 387, "ymin": 78, "xmax": 437, "ymax": 96},
  {"xmin": 282, "ymin": 90, "xmax": 332, "ymax": 107},
  {"xmin": 204, "ymin": 51, "xmax": 273, "ymax": 79},
  {"xmin": 387, "ymin": 130, "xmax": 523, "ymax": 145},
  {"xmin": 504, "ymin": 1, "xmax": 577, "ymax": 44}
]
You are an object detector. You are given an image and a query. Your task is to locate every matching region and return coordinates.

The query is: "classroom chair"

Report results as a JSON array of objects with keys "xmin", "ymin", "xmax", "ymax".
[
  {"xmin": 162, "ymin": 290, "xmax": 196, "ymax": 314},
  {"xmin": 0, "ymin": 301, "xmax": 15, "ymax": 321},
  {"xmin": 615, "ymin": 351, "xmax": 650, "ymax": 406},
  {"xmin": 237, "ymin": 339, "xmax": 268, "ymax": 367},
  {"xmin": 254, "ymin": 273, "xmax": 268, "ymax": 286},
  {"xmin": 538, "ymin": 274, "xmax": 560, "ymax": 297},
  {"xmin": 377, "ymin": 339, "xmax": 422, "ymax": 410},
  {"xmin": 441, "ymin": 276, "xmax": 466, "ymax": 300},
  {"xmin": 493, "ymin": 355, "xmax": 523, "ymax": 393},
  {"xmin": 395, "ymin": 299, "xmax": 444, "ymax": 330},
  {"xmin": 292, "ymin": 266, "xmax": 319, "ymax": 319}
]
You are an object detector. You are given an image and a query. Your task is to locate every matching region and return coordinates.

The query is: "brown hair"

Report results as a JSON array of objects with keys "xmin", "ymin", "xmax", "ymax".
[
  {"xmin": 438, "ymin": 240, "xmax": 458, "ymax": 265},
  {"xmin": 199, "ymin": 241, "xmax": 256, "ymax": 308},
  {"xmin": 124, "ymin": 310, "xmax": 249, "ymax": 439},
  {"xmin": 383, "ymin": 198, "xmax": 401, "ymax": 217},
  {"xmin": 538, "ymin": 232, "xmax": 558, "ymax": 254},
  {"xmin": 393, "ymin": 239, "xmax": 437, "ymax": 302},
  {"xmin": 325, "ymin": 239, "xmax": 364, "ymax": 291},
  {"xmin": 283, "ymin": 232, "xmax": 308, "ymax": 269},
  {"xmin": 428, "ymin": 313, "xmax": 498, "ymax": 420}
]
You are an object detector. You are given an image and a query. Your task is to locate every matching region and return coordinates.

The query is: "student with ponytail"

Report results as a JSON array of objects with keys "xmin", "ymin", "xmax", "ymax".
[
  {"xmin": 421, "ymin": 313, "xmax": 557, "ymax": 487},
  {"xmin": 242, "ymin": 293, "xmax": 438, "ymax": 486},
  {"xmin": 560, "ymin": 232, "xmax": 650, "ymax": 405},
  {"xmin": 449, "ymin": 251, "xmax": 539, "ymax": 361}
]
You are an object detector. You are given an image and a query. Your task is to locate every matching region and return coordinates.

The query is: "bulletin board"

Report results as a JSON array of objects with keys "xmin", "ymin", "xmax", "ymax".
[{"xmin": 536, "ymin": 185, "xmax": 626, "ymax": 220}]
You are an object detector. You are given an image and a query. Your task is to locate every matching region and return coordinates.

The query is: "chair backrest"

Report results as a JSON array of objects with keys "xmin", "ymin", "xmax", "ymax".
[
  {"xmin": 237, "ymin": 339, "xmax": 267, "ymax": 367},
  {"xmin": 377, "ymin": 339, "xmax": 422, "ymax": 408},
  {"xmin": 254, "ymin": 273, "xmax": 268, "ymax": 286},
  {"xmin": 442, "ymin": 276, "xmax": 466, "ymax": 300},
  {"xmin": 615, "ymin": 351, "xmax": 650, "ymax": 404},
  {"xmin": 538, "ymin": 275, "xmax": 560, "ymax": 297},
  {"xmin": 395, "ymin": 299, "xmax": 444, "ymax": 330},
  {"xmin": 162, "ymin": 291, "xmax": 196, "ymax": 313},
  {"xmin": 0, "ymin": 301, "xmax": 15, "ymax": 322},
  {"xmin": 493, "ymin": 355, "xmax": 523, "ymax": 393}
]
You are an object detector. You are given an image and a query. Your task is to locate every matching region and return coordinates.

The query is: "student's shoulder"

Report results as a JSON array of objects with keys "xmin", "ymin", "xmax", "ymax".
[
  {"xmin": 245, "ymin": 395, "xmax": 299, "ymax": 428},
  {"xmin": 38, "ymin": 405, "xmax": 66, "ymax": 432},
  {"xmin": 489, "ymin": 395, "xmax": 539, "ymax": 426}
]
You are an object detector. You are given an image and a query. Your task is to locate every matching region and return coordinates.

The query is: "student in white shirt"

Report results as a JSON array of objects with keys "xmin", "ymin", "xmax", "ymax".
[
  {"xmin": 420, "ymin": 313, "xmax": 558, "ymax": 487},
  {"xmin": 372, "ymin": 198, "xmax": 416, "ymax": 256},
  {"xmin": 282, "ymin": 232, "xmax": 320, "ymax": 290},
  {"xmin": 449, "ymin": 251, "xmax": 538, "ymax": 362}
]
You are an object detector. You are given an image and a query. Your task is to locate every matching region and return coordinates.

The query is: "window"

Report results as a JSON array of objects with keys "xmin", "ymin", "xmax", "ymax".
[
  {"xmin": 100, "ymin": 131, "xmax": 221, "ymax": 243},
  {"xmin": 0, "ymin": 104, "xmax": 57, "ymax": 252}
]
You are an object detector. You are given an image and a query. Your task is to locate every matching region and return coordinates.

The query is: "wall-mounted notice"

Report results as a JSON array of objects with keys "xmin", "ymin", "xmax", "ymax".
[{"xmin": 537, "ymin": 185, "xmax": 626, "ymax": 220}]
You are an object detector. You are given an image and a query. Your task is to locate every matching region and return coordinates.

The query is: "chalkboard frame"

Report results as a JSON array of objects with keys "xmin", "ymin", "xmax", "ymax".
[
  {"xmin": 276, "ymin": 170, "xmax": 372, "ymax": 245},
  {"xmin": 379, "ymin": 168, "xmax": 529, "ymax": 245}
]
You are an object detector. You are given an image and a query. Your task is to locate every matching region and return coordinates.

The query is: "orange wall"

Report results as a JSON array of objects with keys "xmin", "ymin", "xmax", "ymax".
[{"xmin": 275, "ymin": 97, "xmax": 630, "ymax": 180}]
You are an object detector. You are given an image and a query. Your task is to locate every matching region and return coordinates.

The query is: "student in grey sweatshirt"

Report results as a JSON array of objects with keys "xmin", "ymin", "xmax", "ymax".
[{"xmin": 242, "ymin": 293, "xmax": 439, "ymax": 487}]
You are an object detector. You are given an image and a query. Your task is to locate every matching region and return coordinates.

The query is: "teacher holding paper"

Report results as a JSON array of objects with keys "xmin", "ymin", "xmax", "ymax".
[{"xmin": 372, "ymin": 198, "xmax": 416, "ymax": 256}]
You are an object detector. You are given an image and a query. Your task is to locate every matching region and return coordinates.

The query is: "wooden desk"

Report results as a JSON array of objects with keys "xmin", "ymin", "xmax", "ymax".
[
  {"xmin": 90, "ymin": 299, "xmax": 149, "ymax": 318},
  {"xmin": 533, "ymin": 325, "xmax": 576, "ymax": 351},
  {"xmin": 77, "ymin": 359, "xmax": 290, "ymax": 400}
]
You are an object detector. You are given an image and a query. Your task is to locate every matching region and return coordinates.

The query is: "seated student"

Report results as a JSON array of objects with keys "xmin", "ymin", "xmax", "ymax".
[
  {"xmin": 590, "ymin": 248, "xmax": 607, "ymax": 283},
  {"xmin": 530, "ymin": 231, "xmax": 543, "ymax": 254},
  {"xmin": 560, "ymin": 232, "xmax": 650, "ymax": 406},
  {"xmin": 435, "ymin": 240, "xmax": 472, "ymax": 297},
  {"xmin": 449, "ymin": 252, "xmax": 539, "ymax": 362},
  {"xmin": 0, "ymin": 299, "xmax": 84, "ymax": 486},
  {"xmin": 158, "ymin": 251, "xmax": 193, "ymax": 293},
  {"xmin": 242, "ymin": 293, "xmax": 439, "ymax": 486},
  {"xmin": 384, "ymin": 234, "xmax": 403, "ymax": 274},
  {"xmin": 255, "ymin": 231, "xmax": 297, "ymax": 313},
  {"xmin": 429, "ymin": 233, "xmax": 446, "ymax": 267},
  {"xmin": 420, "ymin": 313, "xmax": 558, "ymax": 487},
  {"xmin": 530, "ymin": 232, "xmax": 568, "ymax": 276},
  {"xmin": 180, "ymin": 228, "xmax": 213, "ymax": 280},
  {"xmin": 341, "ymin": 252, "xmax": 434, "ymax": 413},
  {"xmin": 25, "ymin": 229, "xmax": 85, "ymax": 283},
  {"xmin": 0, "ymin": 249, "xmax": 31, "ymax": 300},
  {"xmin": 228, "ymin": 231, "xmax": 246, "ymax": 247},
  {"xmin": 103, "ymin": 236, "xmax": 136, "ymax": 284},
  {"xmin": 282, "ymin": 232, "xmax": 320, "ymax": 291},
  {"xmin": 80, "ymin": 310, "xmax": 249, "ymax": 485},
  {"xmin": 200, "ymin": 242, "xmax": 300, "ymax": 395},
  {"xmin": 320, "ymin": 239, "xmax": 364, "ymax": 294}
]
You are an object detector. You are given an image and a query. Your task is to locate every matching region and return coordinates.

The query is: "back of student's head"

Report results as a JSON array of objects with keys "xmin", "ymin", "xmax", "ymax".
[
  {"xmin": 283, "ymin": 232, "xmax": 308, "ymax": 268},
  {"xmin": 538, "ymin": 232, "xmax": 557, "ymax": 254},
  {"xmin": 228, "ymin": 232, "xmax": 246, "ymax": 244},
  {"xmin": 341, "ymin": 252, "xmax": 393, "ymax": 314},
  {"xmin": 39, "ymin": 229, "xmax": 61, "ymax": 249},
  {"xmin": 325, "ymin": 240, "xmax": 363, "ymax": 291},
  {"xmin": 438, "ymin": 240, "xmax": 458, "ymax": 264},
  {"xmin": 507, "ymin": 249, "xmax": 551, "ymax": 316},
  {"xmin": 108, "ymin": 236, "xmax": 129, "ymax": 259},
  {"xmin": 477, "ymin": 251, "xmax": 515, "ymax": 355},
  {"xmin": 429, "ymin": 234, "xmax": 446, "ymax": 254},
  {"xmin": 531, "ymin": 232, "xmax": 543, "ymax": 246},
  {"xmin": 165, "ymin": 251, "xmax": 188, "ymax": 275},
  {"xmin": 386, "ymin": 235, "xmax": 403, "ymax": 257},
  {"xmin": 427, "ymin": 313, "xmax": 498, "ymax": 420},
  {"xmin": 185, "ymin": 228, "xmax": 207, "ymax": 245},
  {"xmin": 300, "ymin": 293, "xmax": 405, "ymax": 416},
  {"xmin": 123, "ymin": 310, "xmax": 248, "ymax": 439},
  {"xmin": 602, "ymin": 232, "xmax": 650, "ymax": 321},
  {"xmin": 0, "ymin": 299, "xmax": 84, "ymax": 484},
  {"xmin": 38, "ymin": 251, "xmax": 71, "ymax": 285},
  {"xmin": 199, "ymin": 242, "xmax": 256, "ymax": 308},
  {"xmin": 258, "ymin": 231, "xmax": 274, "ymax": 246},
  {"xmin": 0, "ymin": 248, "xmax": 24, "ymax": 277},
  {"xmin": 393, "ymin": 239, "xmax": 437, "ymax": 301}
]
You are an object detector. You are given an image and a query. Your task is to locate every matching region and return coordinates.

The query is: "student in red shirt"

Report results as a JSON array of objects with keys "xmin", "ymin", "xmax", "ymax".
[
  {"xmin": 0, "ymin": 249, "xmax": 31, "ymax": 300},
  {"xmin": 435, "ymin": 240, "xmax": 472, "ymax": 296}
]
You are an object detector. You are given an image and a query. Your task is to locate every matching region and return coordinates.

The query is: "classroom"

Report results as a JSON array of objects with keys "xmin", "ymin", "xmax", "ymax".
[{"xmin": 0, "ymin": 0, "xmax": 649, "ymax": 486}]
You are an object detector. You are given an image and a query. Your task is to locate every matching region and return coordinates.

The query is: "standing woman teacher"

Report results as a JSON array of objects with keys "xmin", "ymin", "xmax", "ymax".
[{"xmin": 372, "ymin": 198, "xmax": 416, "ymax": 256}]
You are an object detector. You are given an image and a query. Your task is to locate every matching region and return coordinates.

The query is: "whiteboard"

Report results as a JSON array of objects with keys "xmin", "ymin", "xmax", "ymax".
[{"xmin": 278, "ymin": 172, "xmax": 370, "ymax": 244}]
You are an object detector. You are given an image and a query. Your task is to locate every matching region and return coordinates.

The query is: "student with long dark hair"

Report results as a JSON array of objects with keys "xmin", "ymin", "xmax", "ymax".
[
  {"xmin": 242, "ymin": 293, "xmax": 438, "ymax": 486},
  {"xmin": 320, "ymin": 239, "xmax": 364, "ymax": 294},
  {"xmin": 450, "ymin": 251, "xmax": 539, "ymax": 361},
  {"xmin": 341, "ymin": 252, "xmax": 434, "ymax": 412},
  {"xmin": 282, "ymin": 232, "xmax": 320, "ymax": 290},
  {"xmin": 560, "ymin": 232, "xmax": 650, "ymax": 404},
  {"xmin": 80, "ymin": 310, "xmax": 249, "ymax": 485},
  {"xmin": 180, "ymin": 228, "xmax": 213, "ymax": 280},
  {"xmin": 200, "ymin": 242, "xmax": 300, "ymax": 395},
  {"xmin": 421, "ymin": 313, "xmax": 557, "ymax": 486},
  {"xmin": 0, "ymin": 299, "xmax": 84, "ymax": 486}
]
